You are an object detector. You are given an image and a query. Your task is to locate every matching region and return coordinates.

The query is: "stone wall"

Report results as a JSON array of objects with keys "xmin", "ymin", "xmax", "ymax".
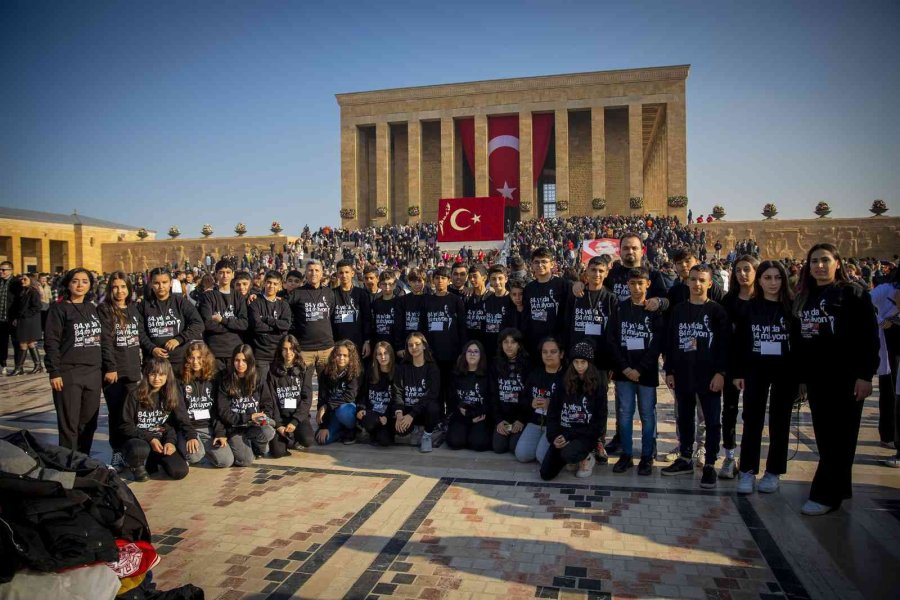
[
  {"xmin": 698, "ymin": 217, "xmax": 900, "ymax": 260},
  {"xmin": 101, "ymin": 235, "xmax": 295, "ymax": 273}
]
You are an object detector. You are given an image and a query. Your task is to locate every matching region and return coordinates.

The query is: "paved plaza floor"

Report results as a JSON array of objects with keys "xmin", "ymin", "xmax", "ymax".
[{"xmin": 1, "ymin": 372, "xmax": 897, "ymax": 600}]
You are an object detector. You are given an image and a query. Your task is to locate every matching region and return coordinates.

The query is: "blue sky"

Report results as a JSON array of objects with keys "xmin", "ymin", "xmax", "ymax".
[{"xmin": 2, "ymin": 0, "xmax": 898, "ymax": 234}]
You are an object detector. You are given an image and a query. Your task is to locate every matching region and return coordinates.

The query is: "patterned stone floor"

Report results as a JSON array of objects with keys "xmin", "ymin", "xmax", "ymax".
[{"xmin": 1, "ymin": 370, "xmax": 898, "ymax": 599}]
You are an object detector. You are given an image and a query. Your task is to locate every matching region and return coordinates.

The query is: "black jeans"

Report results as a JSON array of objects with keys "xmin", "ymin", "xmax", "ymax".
[
  {"xmin": 492, "ymin": 430, "xmax": 523, "ymax": 454},
  {"xmin": 540, "ymin": 435, "xmax": 595, "ymax": 481},
  {"xmin": 807, "ymin": 379, "xmax": 863, "ymax": 508},
  {"xmin": 103, "ymin": 377, "xmax": 139, "ymax": 450},
  {"xmin": 436, "ymin": 360, "xmax": 455, "ymax": 418},
  {"xmin": 122, "ymin": 438, "xmax": 189, "ymax": 480},
  {"xmin": 447, "ymin": 412, "xmax": 491, "ymax": 451},
  {"xmin": 0, "ymin": 321, "xmax": 10, "ymax": 367},
  {"xmin": 401, "ymin": 402, "xmax": 440, "ymax": 434},
  {"xmin": 53, "ymin": 367, "xmax": 102, "ymax": 455},
  {"xmin": 360, "ymin": 412, "xmax": 394, "ymax": 446},
  {"xmin": 738, "ymin": 373, "xmax": 796, "ymax": 475},
  {"xmin": 269, "ymin": 420, "xmax": 316, "ymax": 457},
  {"xmin": 722, "ymin": 381, "xmax": 741, "ymax": 450},
  {"xmin": 878, "ymin": 326, "xmax": 899, "ymax": 443},
  {"xmin": 675, "ymin": 387, "xmax": 721, "ymax": 464}
]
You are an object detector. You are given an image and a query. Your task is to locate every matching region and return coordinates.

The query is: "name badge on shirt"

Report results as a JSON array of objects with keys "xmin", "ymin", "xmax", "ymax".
[
  {"xmin": 532, "ymin": 309, "xmax": 547, "ymax": 322},
  {"xmin": 339, "ymin": 312, "xmax": 355, "ymax": 323},
  {"xmin": 429, "ymin": 321, "xmax": 443, "ymax": 331},
  {"xmin": 760, "ymin": 341, "xmax": 781, "ymax": 356},
  {"xmin": 625, "ymin": 337, "xmax": 645, "ymax": 351},
  {"xmin": 585, "ymin": 323, "xmax": 603, "ymax": 336},
  {"xmin": 283, "ymin": 397, "xmax": 297, "ymax": 409},
  {"xmin": 192, "ymin": 409, "xmax": 211, "ymax": 421}
]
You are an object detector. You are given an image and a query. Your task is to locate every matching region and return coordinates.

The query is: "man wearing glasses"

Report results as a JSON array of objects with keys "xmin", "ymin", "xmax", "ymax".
[{"xmin": 0, "ymin": 261, "xmax": 14, "ymax": 375}]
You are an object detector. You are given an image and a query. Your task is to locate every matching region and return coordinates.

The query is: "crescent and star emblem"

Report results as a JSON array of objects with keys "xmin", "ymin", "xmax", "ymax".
[{"xmin": 450, "ymin": 208, "xmax": 481, "ymax": 231}]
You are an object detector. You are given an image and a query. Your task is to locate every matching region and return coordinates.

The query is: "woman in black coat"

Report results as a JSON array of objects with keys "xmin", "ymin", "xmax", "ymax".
[{"xmin": 8, "ymin": 273, "xmax": 44, "ymax": 375}]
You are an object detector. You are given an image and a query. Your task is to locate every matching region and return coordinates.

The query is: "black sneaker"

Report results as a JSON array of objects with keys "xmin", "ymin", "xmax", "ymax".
[
  {"xmin": 613, "ymin": 454, "xmax": 633, "ymax": 473},
  {"xmin": 661, "ymin": 457, "xmax": 694, "ymax": 476},
  {"xmin": 700, "ymin": 465, "xmax": 718, "ymax": 489},
  {"xmin": 637, "ymin": 456, "xmax": 653, "ymax": 476},
  {"xmin": 132, "ymin": 466, "xmax": 149, "ymax": 482},
  {"xmin": 605, "ymin": 434, "xmax": 622, "ymax": 456},
  {"xmin": 594, "ymin": 442, "xmax": 609, "ymax": 465},
  {"xmin": 342, "ymin": 430, "xmax": 357, "ymax": 445}
]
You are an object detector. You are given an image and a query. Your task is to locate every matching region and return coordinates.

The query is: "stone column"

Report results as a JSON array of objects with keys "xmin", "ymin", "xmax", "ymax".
[
  {"xmin": 440, "ymin": 116, "xmax": 456, "ymax": 199},
  {"xmin": 666, "ymin": 97, "xmax": 687, "ymax": 217},
  {"xmin": 519, "ymin": 111, "xmax": 533, "ymax": 213},
  {"xmin": 407, "ymin": 119, "xmax": 421, "ymax": 223},
  {"xmin": 340, "ymin": 124, "xmax": 359, "ymax": 227},
  {"xmin": 554, "ymin": 109, "xmax": 569, "ymax": 205},
  {"xmin": 474, "ymin": 114, "xmax": 489, "ymax": 197},
  {"xmin": 9, "ymin": 235, "xmax": 21, "ymax": 273},
  {"xmin": 591, "ymin": 106, "xmax": 606, "ymax": 211},
  {"xmin": 40, "ymin": 238, "xmax": 50, "ymax": 272},
  {"xmin": 628, "ymin": 103, "xmax": 643, "ymax": 211},
  {"xmin": 375, "ymin": 122, "xmax": 390, "ymax": 223}
]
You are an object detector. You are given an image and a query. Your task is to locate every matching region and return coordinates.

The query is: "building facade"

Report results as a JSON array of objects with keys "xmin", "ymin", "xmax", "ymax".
[
  {"xmin": 336, "ymin": 65, "xmax": 689, "ymax": 228},
  {"xmin": 0, "ymin": 207, "xmax": 151, "ymax": 274}
]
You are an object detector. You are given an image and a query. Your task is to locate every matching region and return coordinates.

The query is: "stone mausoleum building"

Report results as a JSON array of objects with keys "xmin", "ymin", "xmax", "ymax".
[{"xmin": 336, "ymin": 65, "xmax": 689, "ymax": 228}]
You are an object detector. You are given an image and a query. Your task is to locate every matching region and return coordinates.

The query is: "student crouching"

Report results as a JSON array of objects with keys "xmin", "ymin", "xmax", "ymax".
[
  {"xmin": 267, "ymin": 334, "xmax": 314, "ymax": 456},
  {"xmin": 359, "ymin": 341, "xmax": 396, "ymax": 447},
  {"xmin": 315, "ymin": 340, "xmax": 362, "ymax": 445},
  {"xmin": 447, "ymin": 340, "xmax": 492, "ymax": 451},
  {"xmin": 180, "ymin": 341, "xmax": 234, "ymax": 468}
]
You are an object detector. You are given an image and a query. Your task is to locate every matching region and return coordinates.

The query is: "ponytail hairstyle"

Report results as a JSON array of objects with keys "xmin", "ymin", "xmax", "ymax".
[
  {"xmin": 136, "ymin": 357, "xmax": 180, "ymax": 412},
  {"xmin": 224, "ymin": 344, "xmax": 258, "ymax": 397},
  {"xmin": 103, "ymin": 271, "xmax": 134, "ymax": 329}
]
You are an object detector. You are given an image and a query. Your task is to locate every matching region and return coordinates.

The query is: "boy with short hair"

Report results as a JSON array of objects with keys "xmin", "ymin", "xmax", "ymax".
[
  {"xmin": 250, "ymin": 271, "xmax": 292, "ymax": 383},
  {"xmin": 199, "ymin": 259, "xmax": 249, "ymax": 370}
]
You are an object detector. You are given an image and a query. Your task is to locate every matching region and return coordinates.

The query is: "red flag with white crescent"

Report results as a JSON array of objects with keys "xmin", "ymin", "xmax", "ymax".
[
  {"xmin": 488, "ymin": 116, "xmax": 519, "ymax": 208},
  {"xmin": 437, "ymin": 197, "xmax": 505, "ymax": 243}
]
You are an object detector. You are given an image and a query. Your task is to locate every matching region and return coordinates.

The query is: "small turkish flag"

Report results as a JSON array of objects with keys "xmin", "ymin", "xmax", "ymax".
[{"xmin": 437, "ymin": 197, "xmax": 505, "ymax": 243}]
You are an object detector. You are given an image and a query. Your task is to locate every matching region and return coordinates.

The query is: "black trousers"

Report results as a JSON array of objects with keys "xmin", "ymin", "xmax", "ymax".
[
  {"xmin": 807, "ymin": 379, "xmax": 864, "ymax": 508},
  {"xmin": 878, "ymin": 326, "xmax": 899, "ymax": 443},
  {"xmin": 738, "ymin": 373, "xmax": 796, "ymax": 475},
  {"xmin": 492, "ymin": 430, "xmax": 523, "ymax": 454},
  {"xmin": 269, "ymin": 420, "xmax": 316, "ymax": 457},
  {"xmin": 122, "ymin": 438, "xmax": 189, "ymax": 480},
  {"xmin": 540, "ymin": 435, "xmax": 595, "ymax": 481},
  {"xmin": 0, "ymin": 321, "xmax": 10, "ymax": 366},
  {"xmin": 447, "ymin": 412, "xmax": 491, "ymax": 451},
  {"xmin": 675, "ymin": 387, "xmax": 721, "ymax": 464},
  {"xmin": 103, "ymin": 377, "xmax": 139, "ymax": 450},
  {"xmin": 436, "ymin": 360, "xmax": 455, "ymax": 418},
  {"xmin": 360, "ymin": 412, "xmax": 394, "ymax": 447},
  {"xmin": 53, "ymin": 367, "xmax": 102, "ymax": 455},
  {"xmin": 722, "ymin": 381, "xmax": 741, "ymax": 450},
  {"xmin": 402, "ymin": 402, "xmax": 440, "ymax": 434}
]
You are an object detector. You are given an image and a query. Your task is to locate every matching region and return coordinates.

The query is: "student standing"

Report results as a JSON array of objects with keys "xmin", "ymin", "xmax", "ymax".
[
  {"xmin": 661, "ymin": 265, "xmax": 730, "ymax": 489},
  {"xmin": 396, "ymin": 268, "xmax": 429, "ymax": 359},
  {"xmin": 120, "ymin": 358, "xmax": 193, "ymax": 482},
  {"xmin": 8, "ymin": 274, "xmax": 43, "ymax": 375},
  {"xmin": 718, "ymin": 255, "xmax": 758, "ymax": 479},
  {"xmin": 287, "ymin": 259, "xmax": 336, "ymax": 381},
  {"xmin": 424, "ymin": 267, "xmax": 466, "ymax": 421},
  {"xmin": 794, "ymin": 243, "xmax": 878, "ymax": 515},
  {"xmin": 482, "ymin": 266, "xmax": 516, "ymax": 361},
  {"xmin": 359, "ymin": 341, "xmax": 397, "ymax": 447},
  {"xmin": 199, "ymin": 260, "xmax": 249, "ymax": 371},
  {"xmin": 314, "ymin": 340, "xmax": 363, "ymax": 445},
  {"xmin": 370, "ymin": 270, "xmax": 401, "ymax": 352},
  {"xmin": 138, "ymin": 268, "xmax": 204, "ymax": 375},
  {"xmin": 44, "ymin": 268, "xmax": 103, "ymax": 454},
  {"xmin": 99, "ymin": 272, "xmax": 143, "ymax": 466},
  {"xmin": 332, "ymin": 259, "xmax": 371, "ymax": 359},
  {"xmin": 180, "ymin": 341, "xmax": 234, "ymax": 467},
  {"xmin": 447, "ymin": 341, "xmax": 492, "ymax": 451},
  {"xmin": 249, "ymin": 270, "xmax": 292, "ymax": 384},
  {"xmin": 515, "ymin": 337, "xmax": 565, "ymax": 463},
  {"xmin": 491, "ymin": 328, "xmax": 528, "ymax": 454},
  {"xmin": 463, "ymin": 265, "xmax": 490, "ymax": 344},
  {"xmin": 608, "ymin": 267, "xmax": 665, "ymax": 476},
  {"xmin": 266, "ymin": 335, "xmax": 314, "ymax": 456},
  {"xmin": 732, "ymin": 261, "xmax": 798, "ymax": 494},
  {"xmin": 522, "ymin": 248, "xmax": 571, "ymax": 362},
  {"xmin": 540, "ymin": 342, "xmax": 606, "ymax": 480},
  {"xmin": 214, "ymin": 344, "xmax": 276, "ymax": 466},
  {"xmin": 392, "ymin": 332, "xmax": 442, "ymax": 453}
]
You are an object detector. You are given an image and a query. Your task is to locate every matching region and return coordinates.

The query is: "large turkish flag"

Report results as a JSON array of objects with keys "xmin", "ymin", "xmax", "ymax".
[{"xmin": 437, "ymin": 197, "xmax": 505, "ymax": 243}]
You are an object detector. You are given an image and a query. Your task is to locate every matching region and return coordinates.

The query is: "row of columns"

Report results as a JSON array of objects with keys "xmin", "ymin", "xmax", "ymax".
[
  {"xmin": 1, "ymin": 236, "xmax": 56, "ymax": 273},
  {"xmin": 344, "ymin": 101, "xmax": 686, "ymax": 222}
]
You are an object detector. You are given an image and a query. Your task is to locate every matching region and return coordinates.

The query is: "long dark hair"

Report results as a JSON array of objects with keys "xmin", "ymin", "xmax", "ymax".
[
  {"xmin": 103, "ymin": 271, "xmax": 134, "ymax": 329},
  {"xmin": 495, "ymin": 327, "xmax": 527, "ymax": 363},
  {"xmin": 725, "ymin": 255, "xmax": 759, "ymax": 300},
  {"xmin": 753, "ymin": 260, "xmax": 793, "ymax": 316},
  {"xmin": 368, "ymin": 341, "xmax": 395, "ymax": 385},
  {"xmin": 455, "ymin": 340, "xmax": 487, "ymax": 376},
  {"xmin": 136, "ymin": 357, "xmax": 180, "ymax": 412},
  {"xmin": 403, "ymin": 332, "xmax": 435, "ymax": 364},
  {"xmin": 59, "ymin": 268, "xmax": 95, "ymax": 301},
  {"xmin": 563, "ymin": 360, "xmax": 601, "ymax": 396},
  {"xmin": 272, "ymin": 334, "xmax": 306, "ymax": 377},
  {"xmin": 223, "ymin": 344, "xmax": 258, "ymax": 397},
  {"xmin": 794, "ymin": 243, "xmax": 850, "ymax": 314},
  {"xmin": 323, "ymin": 339, "xmax": 362, "ymax": 381}
]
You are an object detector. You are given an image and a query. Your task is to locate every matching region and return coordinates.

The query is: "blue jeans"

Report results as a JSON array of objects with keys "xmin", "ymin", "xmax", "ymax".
[
  {"xmin": 323, "ymin": 403, "xmax": 358, "ymax": 444},
  {"xmin": 615, "ymin": 380, "xmax": 657, "ymax": 458}
]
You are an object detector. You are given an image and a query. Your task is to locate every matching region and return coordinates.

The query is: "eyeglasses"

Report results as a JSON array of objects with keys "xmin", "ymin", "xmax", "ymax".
[{"xmin": 0, "ymin": 268, "xmax": 11, "ymax": 272}]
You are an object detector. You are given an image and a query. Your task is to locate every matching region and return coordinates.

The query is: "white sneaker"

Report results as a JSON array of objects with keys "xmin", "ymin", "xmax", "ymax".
[
  {"xmin": 801, "ymin": 499, "xmax": 834, "ymax": 516},
  {"xmin": 693, "ymin": 446, "xmax": 706, "ymax": 466},
  {"xmin": 575, "ymin": 453, "xmax": 595, "ymax": 478},
  {"xmin": 664, "ymin": 445, "xmax": 681, "ymax": 462},
  {"xmin": 758, "ymin": 472, "xmax": 780, "ymax": 493},
  {"xmin": 881, "ymin": 455, "xmax": 900, "ymax": 468},
  {"xmin": 718, "ymin": 457, "xmax": 737, "ymax": 479},
  {"xmin": 419, "ymin": 432, "xmax": 433, "ymax": 453},
  {"xmin": 736, "ymin": 471, "xmax": 756, "ymax": 495},
  {"xmin": 565, "ymin": 463, "xmax": 579, "ymax": 472}
]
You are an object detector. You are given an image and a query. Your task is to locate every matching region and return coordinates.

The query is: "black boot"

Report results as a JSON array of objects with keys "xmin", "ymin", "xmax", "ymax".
[
  {"xmin": 7, "ymin": 352, "xmax": 25, "ymax": 376},
  {"xmin": 28, "ymin": 347, "xmax": 43, "ymax": 374}
]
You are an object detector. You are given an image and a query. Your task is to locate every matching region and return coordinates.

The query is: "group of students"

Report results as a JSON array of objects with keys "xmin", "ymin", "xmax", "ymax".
[{"xmin": 41, "ymin": 235, "xmax": 880, "ymax": 518}]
